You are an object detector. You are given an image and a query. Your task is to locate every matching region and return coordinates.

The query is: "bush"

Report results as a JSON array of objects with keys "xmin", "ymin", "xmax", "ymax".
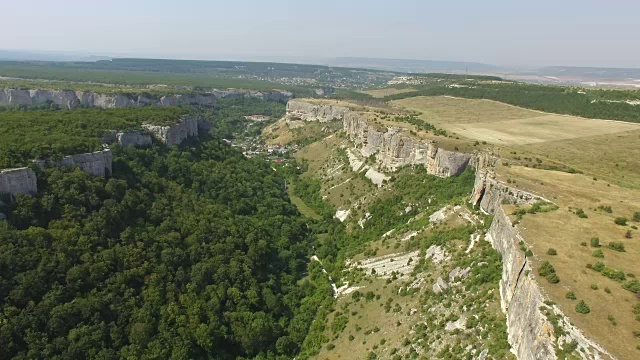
[
  {"xmin": 546, "ymin": 273, "xmax": 560, "ymax": 284},
  {"xmin": 625, "ymin": 230, "xmax": 632, "ymax": 239},
  {"xmin": 590, "ymin": 237, "xmax": 600, "ymax": 247},
  {"xmin": 592, "ymin": 262, "xmax": 605, "ymax": 272},
  {"xmin": 547, "ymin": 248, "xmax": 558, "ymax": 256},
  {"xmin": 614, "ymin": 217, "xmax": 628, "ymax": 226},
  {"xmin": 575, "ymin": 208, "xmax": 588, "ymax": 218},
  {"xmin": 597, "ymin": 205, "xmax": 613, "ymax": 213},
  {"xmin": 592, "ymin": 249, "xmax": 604, "ymax": 258},
  {"xmin": 622, "ymin": 280, "xmax": 640, "ymax": 294},
  {"xmin": 575, "ymin": 300, "xmax": 591, "ymax": 314},
  {"xmin": 633, "ymin": 212, "xmax": 640, "ymax": 222},
  {"xmin": 608, "ymin": 242, "xmax": 626, "ymax": 252},
  {"xmin": 539, "ymin": 261, "xmax": 556, "ymax": 277},
  {"xmin": 590, "ymin": 283, "xmax": 599, "ymax": 290},
  {"xmin": 565, "ymin": 291, "xmax": 577, "ymax": 300}
]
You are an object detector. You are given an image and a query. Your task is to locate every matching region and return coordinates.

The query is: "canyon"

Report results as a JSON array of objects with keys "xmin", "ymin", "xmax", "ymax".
[{"xmin": 288, "ymin": 99, "xmax": 616, "ymax": 360}]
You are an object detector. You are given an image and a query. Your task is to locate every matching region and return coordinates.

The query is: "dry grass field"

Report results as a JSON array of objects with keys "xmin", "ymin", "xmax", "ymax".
[
  {"xmin": 498, "ymin": 166, "xmax": 640, "ymax": 360},
  {"xmin": 362, "ymin": 87, "xmax": 417, "ymax": 98},
  {"xmin": 391, "ymin": 95, "xmax": 640, "ymax": 189}
]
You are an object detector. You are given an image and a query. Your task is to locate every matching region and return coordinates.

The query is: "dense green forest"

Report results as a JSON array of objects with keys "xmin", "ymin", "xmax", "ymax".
[
  {"xmin": 0, "ymin": 135, "xmax": 334, "ymax": 359},
  {"xmin": 383, "ymin": 81, "xmax": 640, "ymax": 123},
  {"xmin": 0, "ymin": 106, "xmax": 188, "ymax": 168}
]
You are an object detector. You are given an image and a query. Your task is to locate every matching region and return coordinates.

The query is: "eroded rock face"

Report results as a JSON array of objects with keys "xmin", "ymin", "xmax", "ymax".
[
  {"xmin": 142, "ymin": 116, "xmax": 199, "ymax": 146},
  {"xmin": 480, "ymin": 159, "xmax": 615, "ymax": 360},
  {"xmin": 0, "ymin": 88, "xmax": 294, "ymax": 109},
  {"xmin": 0, "ymin": 167, "xmax": 37, "ymax": 196},
  {"xmin": 116, "ymin": 132, "xmax": 152, "ymax": 147},
  {"xmin": 286, "ymin": 99, "xmax": 350, "ymax": 122},
  {"xmin": 35, "ymin": 149, "xmax": 113, "ymax": 177},
  {"xmin": 286, "ymin": 100, "xmax": 472, "ymax": 177}
]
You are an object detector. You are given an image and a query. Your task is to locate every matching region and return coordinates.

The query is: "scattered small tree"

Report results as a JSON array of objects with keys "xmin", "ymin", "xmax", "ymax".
[
  {"xmin": 575, "ymin": 300, "xmax": 591, "ymax": 314},
  {"xmin": 608, "ymin": 242, "xmax": 626, "ymax": 252},
  {"xmin": 614, "ymin": 217, "xmax": 628, "ymax": 226}
]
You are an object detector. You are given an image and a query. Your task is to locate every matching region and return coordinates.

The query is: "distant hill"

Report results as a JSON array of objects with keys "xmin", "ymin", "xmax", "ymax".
[
  {"xmin": 0, "ymin": 50, "xmax": 109, "ymax": 62},
  {"xmin": 327, "ymin": 57, "xmax": 499, "ymax": 73}
]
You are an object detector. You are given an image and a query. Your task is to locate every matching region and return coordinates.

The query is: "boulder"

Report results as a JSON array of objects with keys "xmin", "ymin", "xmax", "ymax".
[{"xmin": 432, "ymin": 277, "xmax": 449, "ymax": 294}]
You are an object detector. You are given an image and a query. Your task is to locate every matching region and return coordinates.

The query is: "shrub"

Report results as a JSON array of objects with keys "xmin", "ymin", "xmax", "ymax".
[
  {"xmin": 614, "ymin": 217, "xmax": 628, "ymax": 226},
  {"xmin": 633, "ymin": 212, "xmax": 640, "ymax": 222},
  {"xmin": 592, "ymin": 262, "xmax": 605, "ymax": 272},
  {"xmin": 608, "ymin": 242, "xmax": 626, "ymax": 252},
  {"xmin": 597, "ymin": 205, "xmax": 613, "ymax": 213},
  {"xmin": 625, "ymin": 230, "xmax": 632, "ymax": 239},
  {"xmin": 546, "ymin": 273, "xmax": 560, "ymax": 284},
  {"xmin": 592, "ymin": 249, "xmax": 604, "ymax": 258},
  {"xmin": 590, "ymin": 237, "xmax": 600, "ymax": 247},
  {"xmin": 580, "ymin": 242, "xmax": 587, "ymax": 247},
  {"xmin": 565, "ymin": 291, "xmax": 577, "ymax": 300},
  {"xmin": 622, "ymin": 280, "xmax": 640, "ymax": 294},
  {"xmin": 348, "ymin": 335, "xmax": 355, "ymax": 341},
  {"xmin": 326, "ymin": 344, "xmax": 336, "ymax": 350},
  {"xmin": 604, "ymin": 287, "xmax": 611, "ymax": 294},
  {"xmin": 575, "ymin": 300, "xmax": 591, "ymax": 314},
  {"xmin": 575, "ymin": 208, "xmax": 588, "ymax": 218},
  {"xmin": 539, "ymin": 261, "xmax": 556, "ymax": 277},
  {"xmin": 547, "ymin": 248, "xmax": 557, "ymax": 256},
  {"xmin": 590, "ymin": 283, "xmax": 599, "ymax": 290}
]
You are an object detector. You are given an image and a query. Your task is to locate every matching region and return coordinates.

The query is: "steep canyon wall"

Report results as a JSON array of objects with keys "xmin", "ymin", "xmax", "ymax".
[
  {"xmin": 0, "ymin": 88, "xmax": 293, "ymax": 109},
  {"xmin": 287, "ymin": 100, "xmax": 472, "ymax": 177}
]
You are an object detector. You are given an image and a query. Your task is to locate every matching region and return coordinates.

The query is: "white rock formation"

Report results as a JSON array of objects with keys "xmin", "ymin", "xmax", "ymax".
[
  {"xmin": 0, "ymin": 88, "xmax": 293, "ymax": 110},
  {"xmin": 0, "ymin": 168, "xmax": 37, "ymax": 196},
  {"xmin": 116, "ymin": 132, "xmax": 152, "ymax": 147},
  {"xmin": 35, "ymin": 149, "xmax": 113, "ymax": 177},
  {"xmin": 432, "ymin": 277, "xmax": 449, "ymax": 294},
  {"xmin": 142, "ymin": 116, "xmax": 199, "ymax": 146}
]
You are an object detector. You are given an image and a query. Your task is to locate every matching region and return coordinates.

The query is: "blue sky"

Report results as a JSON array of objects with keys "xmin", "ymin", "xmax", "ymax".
[{"xmin": 3, "ymin": 0, "xmax": 639, "ymax": 67}]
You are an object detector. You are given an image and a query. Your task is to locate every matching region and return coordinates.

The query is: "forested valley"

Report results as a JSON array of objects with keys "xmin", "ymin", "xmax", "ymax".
[{"xmin": 0, "ymin": 100, "xmax": 333, "ymax": 359}]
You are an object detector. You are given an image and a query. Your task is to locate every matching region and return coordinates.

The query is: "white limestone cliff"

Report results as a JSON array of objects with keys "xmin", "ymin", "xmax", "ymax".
[
  {"xmin": 474, "ymin": 155, "xmax": 615, "ymax": 360},
  {"xmin": 0, "ymin": 168, "xmax": 37, "ymax": 197},
  {"xmin": 142, "ymin": 116, "xmax": 200, "ymax": 146},
  {"xmin": 0, "ymin": 88, "xmax": 293, "ymax": 109},
  {"xmin": 286, "ymin": 100, "xmax": 472, "ymax": 177},
  {"xmin": 34, "ymin": 149, "xmax": 113, "ymax": 177}
]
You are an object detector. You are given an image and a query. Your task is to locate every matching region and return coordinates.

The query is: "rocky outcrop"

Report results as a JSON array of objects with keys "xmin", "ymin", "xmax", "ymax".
[
  {"xmin": 35, "ymin": 149, "xmax": 112, "ymax": 177},
  {"xmin": 142, "ymin": 116, "xmax": 199, "ymax": 146},
  {"xmin": 286, "ymin": 99, "xmax": 350, "ymax": 122},
  {"xmin": 470, "ymin": 154, "xmax": 541, "ymax": 214},
  {"xmin": 0, "ymin": 168, "xmax": 37, "ymax": 197},
  {"xmin": 286, "ymin": 100, "xmax": 472, "ymax": 177},
  {"xmin": 0, "ymin": 88, "xmax": 294, "ymax": 110},
  {"xmin": 116, "ymin": 132, "xmax": 152, "ymax": 147}
]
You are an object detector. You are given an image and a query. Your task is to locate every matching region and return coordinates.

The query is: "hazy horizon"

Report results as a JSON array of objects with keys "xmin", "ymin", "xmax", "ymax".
[{"xmin": 3, "ymin": 0, "xmax": 640, "ymax": 68}]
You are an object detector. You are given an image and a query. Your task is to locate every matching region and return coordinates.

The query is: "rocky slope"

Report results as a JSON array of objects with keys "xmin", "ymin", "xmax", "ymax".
[
  {"xmin": 0, "ymin": 88, "xmax": 293, "ymax": 109},
  {"xmin": 287, "ymin": 100, "xmax": 472, "ymax": 177},
  {"xmin": 472, "ymin": 157, "xmax": 615, "ymax": 360}
]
